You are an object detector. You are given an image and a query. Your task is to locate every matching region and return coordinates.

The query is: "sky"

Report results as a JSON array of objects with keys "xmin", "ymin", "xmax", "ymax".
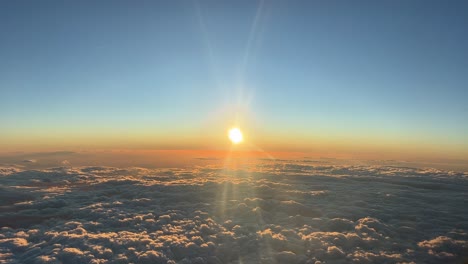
[{"xmin": 1, "ymin": 0, "xmax": 467, "ymax": 161}]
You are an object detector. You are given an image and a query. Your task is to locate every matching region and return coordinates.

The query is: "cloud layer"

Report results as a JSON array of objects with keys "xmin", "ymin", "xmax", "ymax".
[{"xmin": 1, "ymin": 162, "xmax": 467, "ymax": 263}]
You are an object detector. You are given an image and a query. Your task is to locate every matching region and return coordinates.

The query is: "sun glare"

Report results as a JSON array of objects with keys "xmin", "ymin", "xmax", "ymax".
[{"xmin": 228, "ymin": 128, "xmax": 243, "ymax": 144}]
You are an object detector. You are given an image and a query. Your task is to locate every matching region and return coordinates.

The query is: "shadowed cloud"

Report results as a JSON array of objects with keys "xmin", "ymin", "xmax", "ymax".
[{"xmin": 0, "ymin": 162, "xmax": 467, "ymax": 263}]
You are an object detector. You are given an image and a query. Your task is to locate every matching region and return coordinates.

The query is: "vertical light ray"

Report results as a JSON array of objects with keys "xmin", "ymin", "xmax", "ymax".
[
  {"xmin": 193, "ymin": 0, "xmax": 223, "ymax": 90},
  {"xmin": 237, "ymin": 0, "xmax": 265, "ymax": 87}
]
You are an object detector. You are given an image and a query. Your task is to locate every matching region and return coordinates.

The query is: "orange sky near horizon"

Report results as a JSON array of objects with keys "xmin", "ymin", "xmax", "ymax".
[{"xmin": 0, "ymin": 137, "xmax": 467, "ymax": 165}]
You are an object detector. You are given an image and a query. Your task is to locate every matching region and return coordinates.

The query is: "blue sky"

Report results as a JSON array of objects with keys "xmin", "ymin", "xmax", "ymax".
[{"xmin": 1, "ymin": 0, "xmax": 467, "ymax": 154}]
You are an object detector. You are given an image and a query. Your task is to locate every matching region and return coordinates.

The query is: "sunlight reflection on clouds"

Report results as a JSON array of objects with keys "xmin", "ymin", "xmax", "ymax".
[{"xmin": 0, "ymin": 162, "xmax": 467, "ymax": 263}]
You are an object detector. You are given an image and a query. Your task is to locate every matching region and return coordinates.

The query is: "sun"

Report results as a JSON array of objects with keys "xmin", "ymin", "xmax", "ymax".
[{"xmin": 228, "ymin": 128, "xmax": 243, "ymax": 144}]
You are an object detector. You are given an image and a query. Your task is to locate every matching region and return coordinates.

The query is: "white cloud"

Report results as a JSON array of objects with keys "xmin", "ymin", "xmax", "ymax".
[{"xmin": 0, "ymin": 162, "xmax": 467, "ymax": 263}]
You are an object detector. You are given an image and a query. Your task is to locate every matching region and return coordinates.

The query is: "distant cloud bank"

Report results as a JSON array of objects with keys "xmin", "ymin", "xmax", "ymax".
[{"xmin": 1, "ymin": 162, "xmax": 467, "ymax": 263}]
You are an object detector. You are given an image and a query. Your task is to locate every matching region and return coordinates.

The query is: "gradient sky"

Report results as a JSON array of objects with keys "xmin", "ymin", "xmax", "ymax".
[{"xmin": 1, "ymin": 1, "xmax": 467, "ymax": 159}]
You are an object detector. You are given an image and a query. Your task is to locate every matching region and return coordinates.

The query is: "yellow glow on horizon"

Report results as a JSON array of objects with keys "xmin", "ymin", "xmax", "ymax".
[
  {"xmin": 1, "ymin": 124, "xmax": 468, "ymax": 162},
  {"xmin": 228, "ymin": 128, "xmax": 243, "ymax": 144}
]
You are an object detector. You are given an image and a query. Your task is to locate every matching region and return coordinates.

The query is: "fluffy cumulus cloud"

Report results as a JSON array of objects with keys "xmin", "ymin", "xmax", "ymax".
[{"xmin": 0, "ymin": 162, "xmax": 467, "ymax": 263}]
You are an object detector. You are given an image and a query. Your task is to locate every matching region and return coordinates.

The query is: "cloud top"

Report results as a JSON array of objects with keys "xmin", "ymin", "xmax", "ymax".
[{"xmin": 0, "ymin": 162, "xmax": 467, "ymax": 263}]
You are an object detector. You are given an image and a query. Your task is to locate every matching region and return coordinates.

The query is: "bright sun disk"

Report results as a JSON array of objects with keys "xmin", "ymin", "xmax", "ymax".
[{"xmin": 228, "ymin": 128, "xmax": 243, "ymax": 144}]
